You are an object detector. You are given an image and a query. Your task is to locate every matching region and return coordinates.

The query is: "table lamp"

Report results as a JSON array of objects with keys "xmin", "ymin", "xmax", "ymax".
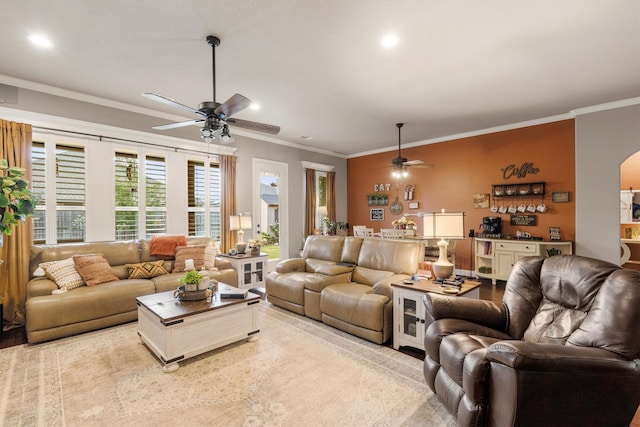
[
  {"xmin": 230, "ymin": 213, "xmax": 253, "ymax": 254},
  {"xmin": 423, "ymin": 210, "xmax": 465, "ymax": 281}
]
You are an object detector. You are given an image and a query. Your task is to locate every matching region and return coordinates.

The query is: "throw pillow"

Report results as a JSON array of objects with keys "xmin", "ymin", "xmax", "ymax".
[
  {"xmin": 174, "ymin": 245, "xmax": 208, "ymax": 272},
  {"xmin": 73, "ymin": 253, "xmax": 119, "ymax": 286},
  {"xmin": 126, "ymin": 260, "xmax": 169, "ymax": 279},
  {"xmin": 40, "ymin": 258, "xmax": 85, "ymax": 291},
  {"xmin": 204, "ymin": 245, "xmax": 217, "ymax": 270}
]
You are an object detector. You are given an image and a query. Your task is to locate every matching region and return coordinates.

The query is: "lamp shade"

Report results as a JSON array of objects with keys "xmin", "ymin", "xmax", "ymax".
[
  {"xmin": 318, "ymin": 206, "xmax": 328, "ymax": 216},
  {"xmin": 423, "ymin": 212, "xmax": 466, "ymax": 239},
  {"xmin": 229, "ymin": 215, "xmax": 240, "ymax": 231},
  {"xmin": 239, "ymin": 214, "xmax": 252, "ymax": 230}
]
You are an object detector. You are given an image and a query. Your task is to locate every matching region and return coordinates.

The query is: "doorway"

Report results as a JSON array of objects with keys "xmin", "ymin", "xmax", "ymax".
[
  {"xmin": 252, "ymin": 158, "xmax": 288, "ymax": 271},
  {"xmin": 620, "ymin": 150, "xmax": 640, "ymax": 270}
]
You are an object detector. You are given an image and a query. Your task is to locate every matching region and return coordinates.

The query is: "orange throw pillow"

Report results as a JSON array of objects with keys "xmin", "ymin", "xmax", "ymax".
[{"xmin": 73, "ymin": 254, "xmax": 119, "ymax": 286}]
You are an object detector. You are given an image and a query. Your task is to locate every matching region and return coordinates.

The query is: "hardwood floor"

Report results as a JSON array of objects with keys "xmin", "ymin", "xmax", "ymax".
[{"xmin": 0, "ymin": 325, "xmax": 27, "ymax": 349}]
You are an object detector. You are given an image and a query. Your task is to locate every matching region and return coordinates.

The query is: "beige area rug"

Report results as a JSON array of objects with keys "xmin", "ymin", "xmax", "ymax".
[{"xmin": 0, "ymin": 303, "xmax": 455, "ymax": 427}]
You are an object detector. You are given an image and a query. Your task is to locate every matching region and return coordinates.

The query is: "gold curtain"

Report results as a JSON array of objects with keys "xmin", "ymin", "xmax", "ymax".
[
  {"xmin": 327, "ymin": 171, "xmax": 336, "ymax": 222},
  {"xmin": 304, "ymin": 168, "xmax": 316, "ymax": 237},
  {"xmin": 220, "ymin": 154, "xmax": 237, "ymax": 253},
  {"xmin": 1, "ymin": 119, "xmax": 33, "ymax": 329}
]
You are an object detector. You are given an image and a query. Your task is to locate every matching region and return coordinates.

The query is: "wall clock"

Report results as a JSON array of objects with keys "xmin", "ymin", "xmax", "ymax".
[{"xmin": 390, "ymin": 197, "xmax": 403, "ymax": 215}]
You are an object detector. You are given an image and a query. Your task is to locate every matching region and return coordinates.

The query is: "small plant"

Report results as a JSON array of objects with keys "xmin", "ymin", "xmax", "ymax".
[
  {"xmin": 248, "ymin": 236, "xmax": 268, "ymax": 249},
  {"xmin": 179, "ymin": 270, "xmax": 204, "ymax": 285},
  {"xmin": 0, "ymin": 159, "xmax": 34, "ymax": 247}
]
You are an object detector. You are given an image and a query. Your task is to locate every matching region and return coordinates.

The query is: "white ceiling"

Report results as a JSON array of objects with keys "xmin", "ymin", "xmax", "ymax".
[{"xmin": 1, "ymin": 1, "xmax": 639, "ymax": 157}]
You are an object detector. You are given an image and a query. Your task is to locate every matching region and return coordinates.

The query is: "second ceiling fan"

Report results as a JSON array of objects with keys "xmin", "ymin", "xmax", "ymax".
[
  {"xmin": 143, "ymin": 35, "xmax": 280, "ymax": 143},
  {"xmin": 391, "ymin": 123, "xmax": 434, "ymax": 177}
]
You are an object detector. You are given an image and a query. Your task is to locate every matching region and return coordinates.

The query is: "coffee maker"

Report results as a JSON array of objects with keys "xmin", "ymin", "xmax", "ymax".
[{"xmin": 480, "ymin": 216, "xmax": 502, "ymax": 238}]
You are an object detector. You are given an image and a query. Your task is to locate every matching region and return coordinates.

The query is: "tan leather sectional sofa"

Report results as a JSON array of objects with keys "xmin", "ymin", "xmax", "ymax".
[
  {"xmin": 266, "ymin": 235, "xmax": 425, "ymax": 344},
  {"xmin": 25, "ymin": 237, "xmax": 236, "ymax": 343}
]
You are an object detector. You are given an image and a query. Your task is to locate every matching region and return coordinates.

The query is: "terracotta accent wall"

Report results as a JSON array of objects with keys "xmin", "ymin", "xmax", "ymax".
[{"xmin": 347, "ymin": 120, "xmax": 576, "ymax": 271}]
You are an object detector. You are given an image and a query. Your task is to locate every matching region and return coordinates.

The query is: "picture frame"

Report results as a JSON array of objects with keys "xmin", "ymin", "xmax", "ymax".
[
  {"xmin": 552, "ymin": 192, "xmax": 570, "ymax": 203},
  {"xmin": 370, "ymin": 208, "xmax": 384, "ymax": 221},
  {"xmin": 408, "ymin": 202, "xmax": 419, "ymax": 209}
]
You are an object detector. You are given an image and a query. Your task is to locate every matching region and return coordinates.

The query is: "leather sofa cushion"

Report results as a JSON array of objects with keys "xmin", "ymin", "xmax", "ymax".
[
  {"xmin": 352, "ymin": 266, "xmax": 394, "ymax": 287},
  {"xmin": 266, "ymin": 272, "xmax": 307, "ymax": 305},
  {"xmin": 321, "ymin": 283, "xmax": 388, "ymax": 331},
  {"xmin": 305, "ymin": 258, "xmax": 337, "ymax": 273},
  {"xmin": 340, "ymin": 237, "xmax": 363, "ymax": 264},
  {"xmin": 301, "ymin": 235, "xmax": 344, "ymax": 262},
  {"xmin": 357, "ymin": 239, "xmax": 424, "ymax": 275},
  {"xmin": 25, "ymin": 279, "xmax": 154, "ymax": 330}
]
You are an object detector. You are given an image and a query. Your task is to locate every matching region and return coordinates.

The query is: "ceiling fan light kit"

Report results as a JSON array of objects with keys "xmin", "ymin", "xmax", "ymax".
[
  {"xmin": 144, "ymin": 35, "xmax": 280, "ymax": 144},
  {"xmin": 390, "ymin": 123, "xmax": 433, "ymax": 178}
]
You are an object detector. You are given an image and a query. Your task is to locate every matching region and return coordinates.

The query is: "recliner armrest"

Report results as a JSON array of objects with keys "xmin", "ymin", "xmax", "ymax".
[
  {"xmin": 315, "ymin": 264, "xmax": 353, "ymax": 276},
  {"xmin": 488, "ymin": 341, "xmax": 637, "ymax": 372},
  {"xmin": 214, "ymin": 257, "xmax": 232, "ymax": 270},
  {"xmin": 275, "ymin": 258, "xmax": 306, "ymax": 273},
  {"xmin": 423, "ymin": 293, "xmax": 507, "ymax": 331}
]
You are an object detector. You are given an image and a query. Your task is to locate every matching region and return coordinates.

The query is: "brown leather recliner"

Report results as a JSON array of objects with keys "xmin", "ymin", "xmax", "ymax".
[{"xmin": 423, "ymin": 255, "xmax": 640, "ymax": 427}]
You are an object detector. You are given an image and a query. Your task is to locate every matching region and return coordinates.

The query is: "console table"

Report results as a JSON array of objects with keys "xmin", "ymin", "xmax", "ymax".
[{"xmin": 475, "ymin": 237, "xmax": 573, "ymax": 285}]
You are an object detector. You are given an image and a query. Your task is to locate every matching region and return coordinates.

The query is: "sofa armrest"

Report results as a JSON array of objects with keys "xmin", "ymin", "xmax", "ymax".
[
  {"xmin": 423, "ymin": 293, "xmax": 507, "ymax": 331},
  {"xmin": 305, "ymin": 272, "xmax": 352, "ymax": 292},
  {"xmin": 315, "ymin": 264, "xmax": 353, "ymax": 276},
  {"xmin": 372, "ymin": 274, "xmax": 410, "ymax": 300},
  {"xmin": 275, "ymin": 258, "xmax": 306, "ymax": 273},
  {"xmin": 214, "ymin": 257, "xmax": 232, "ymax": 270},
  {"xmin": 26, "ymin": 278, "xmax": 58, "ymax": 299}
]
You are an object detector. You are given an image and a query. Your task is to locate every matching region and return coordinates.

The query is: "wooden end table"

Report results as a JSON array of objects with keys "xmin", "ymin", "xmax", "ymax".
[
  {"xmin": 136, "ymin": 283, "xmax": 260, "ymax": 372},
  {"xmin": 391, "ymin": 278, "xmax": 482, "ymax": 351}
]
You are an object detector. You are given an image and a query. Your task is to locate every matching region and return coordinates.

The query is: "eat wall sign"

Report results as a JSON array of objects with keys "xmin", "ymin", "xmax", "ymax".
[{"xmin": 502, "ymin": 162, "xmax": 540, "ymax": 180}]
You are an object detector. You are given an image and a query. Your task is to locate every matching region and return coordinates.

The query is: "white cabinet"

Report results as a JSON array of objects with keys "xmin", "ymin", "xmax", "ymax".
[
  {"xmin": 392, "ymin": 280, "xmax": 481, "ymax": 351},
  {"xmin": 475, "ymin": 238, "xmax": 573, "ymax": 285},
  {"xmin": 220, "ymin": 253, "xmax": 268, "ymax": 290}
]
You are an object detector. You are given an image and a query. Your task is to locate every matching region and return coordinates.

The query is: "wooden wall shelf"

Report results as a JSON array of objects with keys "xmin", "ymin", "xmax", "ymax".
[{"xmin": 492, "ymin": 182, "xmax": 545, "ymax": 198}]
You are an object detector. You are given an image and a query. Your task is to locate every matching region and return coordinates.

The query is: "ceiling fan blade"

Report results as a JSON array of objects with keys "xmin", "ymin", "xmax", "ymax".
[
  {"xmin": 410, "ymin": 163, "xmax": 436, "ymax": 169},
  {"xmin": 404, "ymin": 159, "xmax": 426, "ymax": 166},
  {"xmin": 143, "ymin": 92, "xmax": 206, "ymax": 117},
  {"xmin": 226, "ymin": 117, "xmax": 280, "ymax": 135},
  {"xmin": 152, "ymin": 119, "xmax": 204, "ymax": 130},
  {"xmin": 214, "ymin": 93, "xmax": 251, "ymax": 119}
]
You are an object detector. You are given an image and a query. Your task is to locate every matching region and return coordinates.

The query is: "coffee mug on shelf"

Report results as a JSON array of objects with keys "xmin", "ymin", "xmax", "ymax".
[
  {"xmin": 498, "ymin": 204, "xmax": 508, "ymax": 214},
  {"xmin": 508, "ymin": 204, "xmax": 517, "ymax": 214},
  {"xmin": 517, "ymin": 203, "xmax": 527, "ymax": 212},
  {"xmin": 527, "ymin": 203, "xmax": 537, "ymax": 213},
  {"xmin": 490, "ymin": 205, "xmax": 498, "ymax": 213},
  {"xmin": 537, "ymin": 203, "xmax": 547, "ymax": 213}
]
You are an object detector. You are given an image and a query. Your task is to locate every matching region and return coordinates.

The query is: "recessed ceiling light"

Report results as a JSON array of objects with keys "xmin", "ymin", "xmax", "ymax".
[
  {"xmin": 28, "ymin": 33, "xmax": 54, "ymax": 49},
  {"xmin": 380, "ymin": 33, "xmax": 399, "ymax": 48},
  {"xmin": 249, "ymin": 103, "xmax": 260, "ymax": 111}
]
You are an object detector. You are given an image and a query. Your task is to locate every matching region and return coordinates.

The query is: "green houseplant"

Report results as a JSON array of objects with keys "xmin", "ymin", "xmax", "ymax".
[{"xmin": 0, "ymin": 159, "xmax": 34, "ymax": 250}]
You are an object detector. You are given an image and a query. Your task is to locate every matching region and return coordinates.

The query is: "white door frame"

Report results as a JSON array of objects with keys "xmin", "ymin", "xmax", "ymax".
[{"xmin": 252, "ymin": 158, "xmax": 288, "ymax": 272}]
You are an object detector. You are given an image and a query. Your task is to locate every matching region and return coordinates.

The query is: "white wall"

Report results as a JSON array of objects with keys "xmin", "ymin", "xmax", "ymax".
[{"xmin": 575, "ymin": 103, "xmax": 640, "ymax": 264}]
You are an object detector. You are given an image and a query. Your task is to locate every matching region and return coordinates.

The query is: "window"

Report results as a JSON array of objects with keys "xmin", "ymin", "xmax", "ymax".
[
  {"xmin": 145, "ymin": 155, "xmax": 166, "ymax": 237},
  {"xmin": 30, "ymin": 141, "xmax": 86, "ymax": 243},
  {"xmin": 187, "ymin": 159, "xmax": 220, "ymax": 238},
  {"xmin": 31, "ymin": 142, "xmax": 46, "ymax": 243},
  {"xmin": 115, "ymin": 152, "xmax": 139, "ymax": 240},
  {"xmin": 316, "ymin": 171, "xmax": 328, "ymax": 229},
  {"xmin": 56, "ymin": 145, "xmax": 86, "ymax": 242}
]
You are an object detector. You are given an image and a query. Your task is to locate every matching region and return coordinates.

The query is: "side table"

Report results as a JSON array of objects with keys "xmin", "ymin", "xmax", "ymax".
[
  {"xmin": 219, "ymin": 253, "xmax": 268, "ymax": 290},
  {"xmin": 391, "ymin": 279, "xmax": 482, "ymax": 352}
]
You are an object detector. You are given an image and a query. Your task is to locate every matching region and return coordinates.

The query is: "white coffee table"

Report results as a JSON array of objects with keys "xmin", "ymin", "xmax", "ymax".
[{"xmin": 136, "ymin": 283, "xmax": 260, "ymax": 372}]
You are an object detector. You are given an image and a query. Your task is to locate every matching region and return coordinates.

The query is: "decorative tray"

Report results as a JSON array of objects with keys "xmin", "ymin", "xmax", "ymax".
[{"xmin": 173, "ymin": 284, "xmax": 214, "ymax": 301}]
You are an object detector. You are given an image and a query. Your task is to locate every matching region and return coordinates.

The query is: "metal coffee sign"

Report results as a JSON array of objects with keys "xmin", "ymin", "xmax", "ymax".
[{"xmin": 502, "ymin": 162, "xmax": 539, "ymax": 180}]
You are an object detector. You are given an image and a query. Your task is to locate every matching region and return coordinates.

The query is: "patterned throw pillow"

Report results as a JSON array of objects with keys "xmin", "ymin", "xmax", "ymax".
[
  {"xmin": 125, "ymin": 260, "xmax": 169, "ymax": 279},
  {"xmin": 173, "ymin": 245, "xmax": 201, "ymax": 271},
  {"xmin": 40, "ymin": 258, "xmax": 85, "ymax": 291},
  {"xmin": 73, "ymin": 253, "xmax": 119, "ymax": 286}
]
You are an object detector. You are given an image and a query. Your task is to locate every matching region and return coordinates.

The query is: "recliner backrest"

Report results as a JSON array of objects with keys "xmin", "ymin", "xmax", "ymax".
[
  {"xmin": 503, "ymin": 255, "xmax": 640, "ymax": 359},
  {"xmin": 301, "ymin": 235, "xmax": 345, "ymax": 263}
]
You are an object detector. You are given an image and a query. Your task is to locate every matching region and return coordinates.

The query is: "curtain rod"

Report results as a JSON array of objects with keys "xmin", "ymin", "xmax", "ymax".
[{"xmin": 31, "ymin": 125, "xmax": 223, "ymax": 157}]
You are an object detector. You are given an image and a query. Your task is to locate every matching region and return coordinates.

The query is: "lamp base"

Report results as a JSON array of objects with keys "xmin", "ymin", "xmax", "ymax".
[
  {"xmin": 432, "ymin": 239, "xmax": 454, "ymax": 281},
  {"xmin": 236, "ymin": 243, "xmax": 247, "ymax": 254}
]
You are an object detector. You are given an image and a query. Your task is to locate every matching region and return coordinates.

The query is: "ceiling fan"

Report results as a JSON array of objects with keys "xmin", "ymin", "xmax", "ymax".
[
  {"xmin": 391, "ymin": 123, "xmax": 434, "ymax": 177},
  {"xmin": 143, "ymin": 35, "xmax": 280, "ymax": 143}
]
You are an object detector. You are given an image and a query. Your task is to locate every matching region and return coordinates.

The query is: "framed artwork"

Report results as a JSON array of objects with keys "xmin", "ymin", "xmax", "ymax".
[
  {"xmin": 473, "ymin": 193, "xmax": 490, "ymax": 209},
  {"xmin": 370, "ymin": 208, "xmax": 384, "ymax": 221},
  {"xmin": 552, "ymin": 192, "xmax": 570, "ymax": 203},
  {"xmin": 408, "ymin": 202, "xmax": 419, "ymax": 209}
]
